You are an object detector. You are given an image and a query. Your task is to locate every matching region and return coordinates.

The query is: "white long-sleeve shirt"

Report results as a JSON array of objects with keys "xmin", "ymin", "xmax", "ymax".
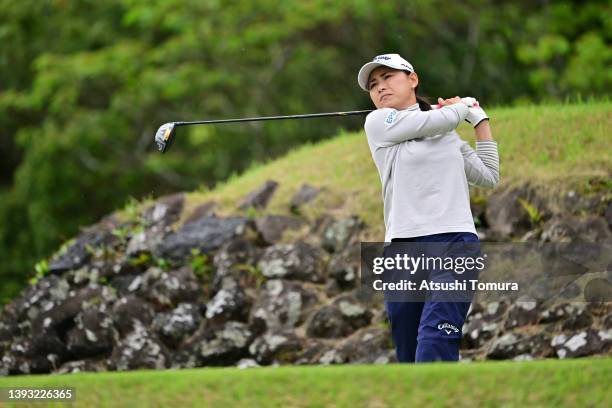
[{"xmin": 364, "ymin": 102, "xmax": 499, "ymax": 242}]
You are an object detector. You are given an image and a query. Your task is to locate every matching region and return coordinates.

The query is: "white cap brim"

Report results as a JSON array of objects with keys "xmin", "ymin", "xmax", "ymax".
[
  {"xmin": 358, "ymin": 62, "xmax": 387, "ymax": 92},
  {"xmin": 357, "ymin": 57, "xmax": 415, "ymax": 92}
]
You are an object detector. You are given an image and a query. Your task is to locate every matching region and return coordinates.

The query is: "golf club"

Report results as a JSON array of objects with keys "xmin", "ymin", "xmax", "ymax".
[{"xmin": 154, "ymin": 98, "xmax": 479, "ymax": 153}]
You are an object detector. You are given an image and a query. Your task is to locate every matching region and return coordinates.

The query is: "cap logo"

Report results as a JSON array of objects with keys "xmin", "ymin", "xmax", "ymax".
[{"xmin": 373, "ymin": 55, "xmax": 392, "ymax": 61}]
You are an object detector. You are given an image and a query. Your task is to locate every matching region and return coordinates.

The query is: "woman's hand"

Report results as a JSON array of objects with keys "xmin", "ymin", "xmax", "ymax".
[{"xmin": 437, "ymin": 96, "xmax": 462, "ymax": 106}]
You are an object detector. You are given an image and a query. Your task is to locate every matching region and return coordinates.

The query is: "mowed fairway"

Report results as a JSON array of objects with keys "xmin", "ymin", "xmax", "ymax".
[{"xmin": 0, "ymin": 358, "xmax": 610, "ymax": 407}]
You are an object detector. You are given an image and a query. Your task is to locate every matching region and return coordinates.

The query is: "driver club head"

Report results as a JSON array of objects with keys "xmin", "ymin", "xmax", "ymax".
[{"xmin": 154, "ymin": 122, "xmax": 177, "ymax": 153}]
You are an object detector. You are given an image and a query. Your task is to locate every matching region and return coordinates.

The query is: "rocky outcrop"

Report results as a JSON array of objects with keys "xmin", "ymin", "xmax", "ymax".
[{"xmin": 0, "ymin": 180, "xmax": 610, "ymax": 375}]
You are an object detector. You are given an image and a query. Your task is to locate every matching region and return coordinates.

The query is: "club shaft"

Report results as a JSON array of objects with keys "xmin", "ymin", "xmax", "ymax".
[
  {"xmin": 173, "ymin": 110, "xmax": 375, "ymax": 126},
  {"xmin": 170, "ymin": 103, "xmax": 464, "ymax": 127}
]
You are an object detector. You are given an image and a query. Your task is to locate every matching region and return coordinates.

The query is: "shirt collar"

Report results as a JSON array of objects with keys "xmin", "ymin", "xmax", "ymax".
[{"xmin": 403, "ymin": 102, "xmax": 420, "ymax": 111}]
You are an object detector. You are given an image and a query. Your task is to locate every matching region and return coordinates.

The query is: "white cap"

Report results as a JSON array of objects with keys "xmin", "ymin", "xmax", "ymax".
[{"xmin": 357, "ymin": 53, "xmax": 415, "ymax": 92}]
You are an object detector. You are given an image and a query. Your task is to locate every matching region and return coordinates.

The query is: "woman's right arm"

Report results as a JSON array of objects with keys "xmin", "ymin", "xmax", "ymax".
[{"xmin": 365, "ymin": 102, "xmax": 469, "ymax": 148}]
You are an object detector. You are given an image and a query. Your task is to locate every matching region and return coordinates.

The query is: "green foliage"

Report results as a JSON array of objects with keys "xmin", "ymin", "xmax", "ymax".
[
  {"xmin": 111, "ymin": 225, "xmax": 132, "ymax": 246},
  {"xmin": 518, "ymin": 198, "xmax": 543, "ymax": 226},
  {"xmin": 129, "ymin": 252, "xmax": 153, "ymax": 268},
  {"xmin": 28, "ymin": 258, "xmax": 49, "ymax": 285},
  {"xmin": 189, "ymin": 248, "xmax": 213, "ymax": 281},
  {"xmin": 155, "ymin": 256, "xmax": 171, "ymax": 271},
  {"xmin": 238, "ymin": 263, "xmax": 265, "ymax": 289},
  {"xmin": 1, "ymin": 0, "xmax": 611, "ymax": 305}
]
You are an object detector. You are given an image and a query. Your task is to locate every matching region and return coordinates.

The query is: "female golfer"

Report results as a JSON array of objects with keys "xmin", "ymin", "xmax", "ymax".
[{"xmin": 357, "ymin": 53, "xmax": 499, "ymax": 363}]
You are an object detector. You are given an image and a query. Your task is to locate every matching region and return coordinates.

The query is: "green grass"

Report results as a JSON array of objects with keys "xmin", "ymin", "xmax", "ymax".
[
  {"xmin": 176, "ymin": 101, "xmax": 611, "ymax": 241},
  {"xmin": 0, "ymin": 358, "xmax": 609, "ymax": 407}
]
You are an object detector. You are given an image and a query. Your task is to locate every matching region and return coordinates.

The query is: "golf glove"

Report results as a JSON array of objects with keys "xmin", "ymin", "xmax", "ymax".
[
  {"xmin": 461, "ymin": 97, "xmax": 478, "ymax": 107},
  {"xmin": 465, "ymin": 103, "xmax": 489, "ymax": 127}
]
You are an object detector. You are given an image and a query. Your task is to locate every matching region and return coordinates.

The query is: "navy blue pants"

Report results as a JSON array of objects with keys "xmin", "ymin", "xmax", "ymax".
[{"xmin": 383, "ymin": 232, "xmax": 480, "ymax": 363}]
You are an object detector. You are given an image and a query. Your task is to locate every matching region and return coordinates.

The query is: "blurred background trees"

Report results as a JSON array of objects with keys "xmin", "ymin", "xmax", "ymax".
[{"xmin": 0, "ymin": 0, "xmax": 610, "ymax": 303}]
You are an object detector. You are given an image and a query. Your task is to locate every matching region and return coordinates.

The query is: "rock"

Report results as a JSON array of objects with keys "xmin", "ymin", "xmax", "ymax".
[
  {"xmin": 141, "ymin": 193, "xmax": 184, "ymax": 227},
  {"xmin": 155, "ymin": 216, "xmax": 250, "ymax": 261},
  {"xmin": 258, "ymin": 241, "xmax": 326, "ymax": 283},
  {"xmin": 152, "ymin": 303, "xmax": 202, "ymax": 349},
  {"xmin": 124, "ymin": 193, "xmax": 185, "ymax": 257},
  {"xmin": 48, "ymin": 222, "xmax": 119, "ymax": 274},
  {"xmin": 327, "ymin": 242, "xmax": 360, "ymax": 290},
  {"xmin": 126, "ymin": 228, "xmax": 166, "ymax": 258},
  {"xmin": 321, "ymin": 216, "xmax": 364, "ymax": 253},
  {"xmin": 249, "ymin": 280, "xmax": 319, "ymax": 336},
  {"xmin": 586, "ymin": 302, "xmax": 612, "ymax": 317},
  {"xmin": 65, "ymin": 305, "xmax": 116, "ymax": 359},
  {"xmin": 540, "ymin": 303, "xmax": 593, "ymax": 331},
  {"xmin": 30, "ymin": 286, "xmax": 114, "ymax": 361},
  {"xmin": 1, "ymin": 337, "xmax": 62, "ymax": 375},
  {"xmin": 136, "ymin": 266, "xmax": 202, "ymax": 308},
  {"xmin": 306, "ymin": 305, "xmax": 353, "ymax": 339},
  {"xmin": 541, "ymin": 216, "xmax": 611, "ymax": 243},
  {"xmin": 111, "ymin": 295, "xmax": 155, "ymax": 337},
  {"xmin": 336, "ymin": 327, "xmax": 394, "ymax": 364},
  {"xmin": 487, "ymin": 331, "xmax": 554, "ymax": 359},
  {"xmin": 0, "ymin": 319, "xmax": 17, "ymax": 346},
  {"xmin": 109, "ymin": 320, "xmax": 169, "ymax": 371},
  {"xmin": 317, "ymin": 349, "xmax": 346, "ymax": 365},
  {"xmin": 55, "ymin": 358, "xmax": 109, "ymax": 374},
  {"xmin": 551, "ymin": 329, "xmax": 611, "ymax": 359},
  {"xmin": 482, "ymin": 301, "xmax": 508, "ymax": 320},
  {"xmin": 462, "ymin": 316, "xmax": 498, "ymax": 349},
  {"xmin": 211, "ymin": 238, "xmax": 261, "ymax": 293},
  {"xmin": 6, "ymin": 275, "xmax": 71, "ymax": 323},
  {"xmin": 485, "ymin": 186, "xmax": 541, "ymax": 238},
  {"xmin": 603, "ymin": 313, "xmax": 612, "ymax": 328},
  {"xmin": 503, "ymin": 296, "xmax": 539, "ymax": 330},
  {"xmin": 236, "ymin": 358, "xmax": 260, "ymax": 369},
  {"xmin": 459, "ymin": 348, "xmax": 483, "ymax": 362},
  {"xmin": 254, "ymin": 214, "xmax": 305, "ymax": 244},
  {"xmin": 294, "ymin": 340, "xmax": 328, "ymax": 365},
  {"xmin": 470, "ymin": 198, "xmax": 487, "ymax": 228},
  {"xmin": 205, "ymin": 276, "xmax": 251, "ymax": 324},
  {"xmin": 290, "ymin": 184, "xmax": 320, "ymax": 213},
  {"xmin": 248, "ymin": 330, "xmax": 302, "ymax": 365},
  {"xmin": 324, "ymin": 279, "xmax": 341, "ymax": 297},
  {"xmin": 184, "ymin": 201, "xmax": 218, "ymax": 224},
  {"xmin": 332, "ymin": 295, "xmax": 372, "ymax": 330},
  {"xmin": 238, "ymin": 180, "xmax": 278, "ymax": 211},
  {"xmin": 563, "ymin": 190, "xmax": 604, "ymax": 216},
  {"xmin": 197, "ymin": 321, "xmax": 253, "ymax": 366},
  {"xmin": 605, "ymin": 201, "xmax": 612, "ymax": 229},
  {"xmin": 561, "ymin": 310, "xmax": 593, "ymax": 331},
  {"xmin": 109, "ymin": 274, "xmax": 143, "ymax": 297}
]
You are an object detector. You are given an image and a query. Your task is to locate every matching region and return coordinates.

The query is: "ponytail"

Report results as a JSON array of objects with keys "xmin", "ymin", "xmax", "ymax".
[{"xmin": 415, "ymin": 85, "xmax": 432, "ymax": 111}]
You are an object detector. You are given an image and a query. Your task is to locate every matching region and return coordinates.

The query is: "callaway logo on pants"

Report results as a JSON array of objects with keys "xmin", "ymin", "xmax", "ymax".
[{"xmin": 383, "ymin": 232, "xmax": 480, "ymax": 363}]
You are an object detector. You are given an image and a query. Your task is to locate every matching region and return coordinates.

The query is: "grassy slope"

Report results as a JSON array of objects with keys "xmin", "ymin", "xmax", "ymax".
[
  {"xmin": 0, "ymin": 358, "xmax": 609, "ymax": 407},
  {"xmin": 177, "ymin": 101, "xmax": 611, "ymax": 241}
]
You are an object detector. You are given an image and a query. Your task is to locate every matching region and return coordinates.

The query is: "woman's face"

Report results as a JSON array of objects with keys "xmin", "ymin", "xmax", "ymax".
[{"xmin": 368, "ymin": 66, "xmax": 418, "ymax": 110}]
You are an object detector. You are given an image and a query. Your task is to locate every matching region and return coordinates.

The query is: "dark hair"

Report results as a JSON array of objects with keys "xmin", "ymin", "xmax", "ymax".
[
  {"xmin": 415, "ymin": 89, "xmax": 432, "ymax": 111},
  {"xmin": 398, "ymin": 71, "xmax": 432, "ymax": 111}
]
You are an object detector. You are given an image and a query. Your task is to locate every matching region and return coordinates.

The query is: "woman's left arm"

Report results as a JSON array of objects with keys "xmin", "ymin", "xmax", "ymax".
[{"xmin": 460, "ymin": 120, "xmax": 500, "ymax": 188}]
